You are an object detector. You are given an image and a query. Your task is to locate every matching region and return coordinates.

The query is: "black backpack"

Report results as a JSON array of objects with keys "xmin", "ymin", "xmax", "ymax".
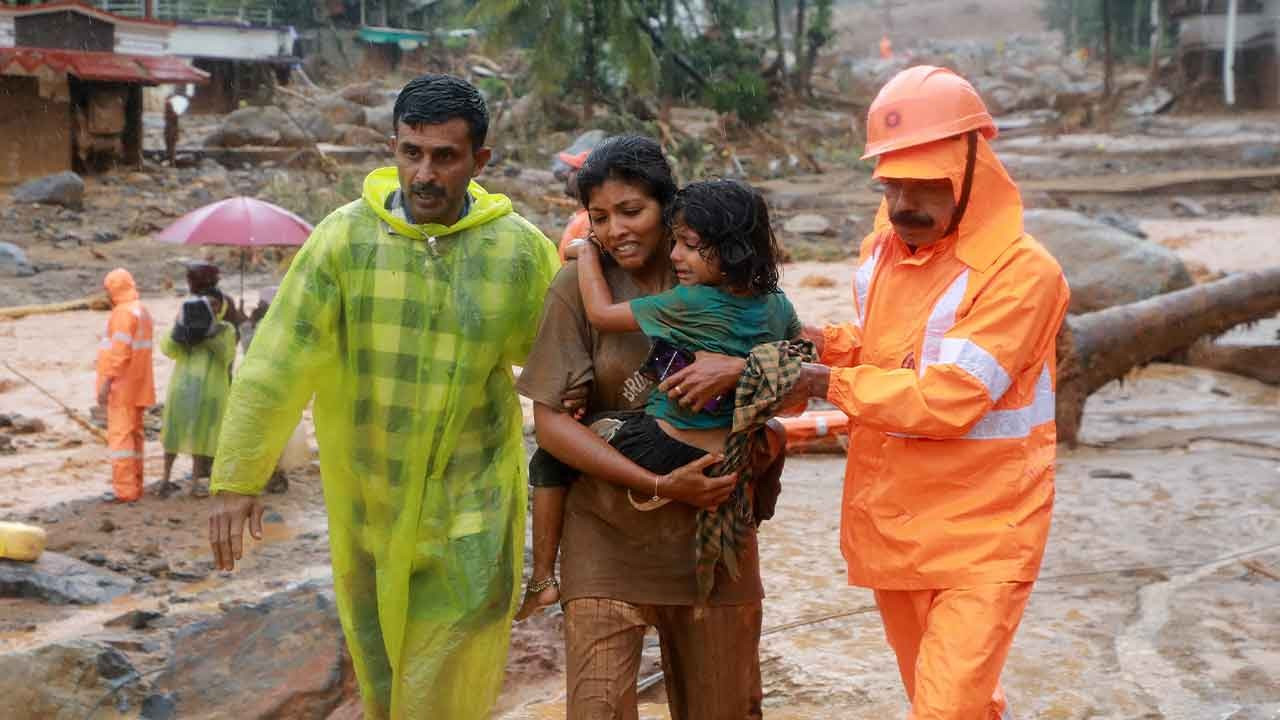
[{"xmin": 171, "ymin": 297, "xmax": 214, "ymax": 346}]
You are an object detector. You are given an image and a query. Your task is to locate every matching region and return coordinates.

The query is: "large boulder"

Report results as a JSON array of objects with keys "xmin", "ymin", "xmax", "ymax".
[
  {"xmin": 0, "ymin": 552, "xmax": 133, "ymax": 605},
  {"xmin": 152, "ymin": 580, "xmax": 353, "ymax": 718},
  {"xmin": 316, "ymin": 95, "xmax": 367, "ymax": 127},
  {"xmin": 0, "ymin": 641, "xmax": 148, "ymax": 719},
  {"xmin": 295, "ymin": 109, "xmax": 341, "ymax": 144},
  {"xmin": 209, "ymin": 106, "xmax": 309, "ymax": 148},
  {"xmin": 364, "ymin": 101, "xmax": 395, "ymax": 134},
  {"xmin": 337, "ymin": 81, "xmax": 390, "ymax": 107},
  {"xmin": 12, "ymin": 171, "xmax": 84, "ymax": 209},
  {"xmin": 1023, "ymin": 209, "xmax": 1193, "ymax": 314},
  {"xmin": 336, "ymin": 123, "xmax": 388, "ymax": 147}
]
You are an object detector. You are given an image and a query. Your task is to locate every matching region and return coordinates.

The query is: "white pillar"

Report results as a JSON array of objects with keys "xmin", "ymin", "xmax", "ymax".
[{"xmin": 1224, "ymin": 0, "xmax": 1238, "ymax": 106}]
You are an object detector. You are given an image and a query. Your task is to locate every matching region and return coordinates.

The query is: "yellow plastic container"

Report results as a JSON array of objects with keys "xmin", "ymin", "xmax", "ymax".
[{"xmin": 0, "ymin": 521, "xmax": 47, "ymax": 562}]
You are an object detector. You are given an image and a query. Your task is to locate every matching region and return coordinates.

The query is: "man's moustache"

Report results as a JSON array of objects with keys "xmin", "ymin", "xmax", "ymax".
[
  {"xmin": 890, "ymin": 211, "xmax": 935, "ymax": 229},
  {"xmin": 410, "ymin": 183, "xmax": 446, "ymax": 197}
]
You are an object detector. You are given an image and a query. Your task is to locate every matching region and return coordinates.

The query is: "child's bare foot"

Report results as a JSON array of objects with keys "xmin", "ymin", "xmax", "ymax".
[{"xmin": 514, "ymin": 576, "xmax": 560, "ymax": 621}]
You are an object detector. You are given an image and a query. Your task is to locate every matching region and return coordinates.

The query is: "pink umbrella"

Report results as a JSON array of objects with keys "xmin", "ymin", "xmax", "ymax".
[{"xmin": 155, "ymin": 196, "xmax": 314, "ymax": 307}]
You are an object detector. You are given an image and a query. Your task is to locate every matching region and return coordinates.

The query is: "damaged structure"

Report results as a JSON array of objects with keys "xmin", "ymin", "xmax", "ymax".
[
  {"xmin": 0, "ymin": 1, "xmax": 207, "ymax": 183},
  {"xmin": 1170, "ymin": 0, "xmax": 1280, "ymax": 107}
]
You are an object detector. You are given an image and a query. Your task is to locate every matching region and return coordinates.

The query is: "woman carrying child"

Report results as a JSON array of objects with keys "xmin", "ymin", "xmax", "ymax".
[{"xmin": 516, "ymin": 135, "xmax": 797, "ymax": 720}]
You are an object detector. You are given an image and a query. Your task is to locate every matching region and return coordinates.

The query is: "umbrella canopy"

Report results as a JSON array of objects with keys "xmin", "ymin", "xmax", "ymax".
[{"xmin": 155, "ymin": 197, "xmax": 313, "ymax": 247}]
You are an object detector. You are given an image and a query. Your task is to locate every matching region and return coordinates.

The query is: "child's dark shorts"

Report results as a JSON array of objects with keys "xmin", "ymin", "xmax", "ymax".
[{"xmin": 528, "ymin": 411, "xmax": 708, "ymax": 488}]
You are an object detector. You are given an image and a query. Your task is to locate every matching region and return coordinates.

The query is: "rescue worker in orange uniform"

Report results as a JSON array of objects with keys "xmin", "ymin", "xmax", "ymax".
[
  {"xmin": 556, "ymin": 149, "xmax": 591, "ymax": 261},
  {"xmin": 790, "ymin": 66, "xmax": 1070, "ymax": 719},
  {"xmin": 96, "ymin": 268, "xmax": 156, "ymax": 503}
]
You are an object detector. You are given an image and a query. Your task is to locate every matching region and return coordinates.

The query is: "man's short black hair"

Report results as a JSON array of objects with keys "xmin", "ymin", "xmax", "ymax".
[{"xmin": 393, "ymin": 74, "xmax": 489, "ymax": 150}]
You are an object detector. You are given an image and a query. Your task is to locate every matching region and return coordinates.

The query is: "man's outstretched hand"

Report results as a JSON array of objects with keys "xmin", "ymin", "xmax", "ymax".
[{"xmin": 208, "ymin": 491, "xmax": 265, "ymax": 571}]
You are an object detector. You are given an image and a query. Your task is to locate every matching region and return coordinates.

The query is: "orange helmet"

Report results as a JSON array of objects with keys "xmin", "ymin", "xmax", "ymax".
[{"xmin": 862, "ymin": 65, "xmax": 996, "ymax": 159}]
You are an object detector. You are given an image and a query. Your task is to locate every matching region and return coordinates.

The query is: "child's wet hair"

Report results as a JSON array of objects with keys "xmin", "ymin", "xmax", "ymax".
[{"xmin": 665, "ymin": 179, "xmax": 781, "ymax": 296}]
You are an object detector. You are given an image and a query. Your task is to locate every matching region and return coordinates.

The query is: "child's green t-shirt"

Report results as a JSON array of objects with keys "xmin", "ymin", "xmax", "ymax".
[{"xmin": 629, "ymin": 283, "xmax": 801, "ymax": 430}]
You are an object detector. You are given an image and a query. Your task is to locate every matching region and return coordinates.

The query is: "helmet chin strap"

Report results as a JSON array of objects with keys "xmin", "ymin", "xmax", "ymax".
[{"xmin": 942, "ymin": 131, "xmax": 978, "ymax": 239}]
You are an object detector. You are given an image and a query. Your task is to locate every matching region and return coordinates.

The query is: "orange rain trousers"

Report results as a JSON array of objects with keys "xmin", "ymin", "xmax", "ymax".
[
  {"xmin": 875, "ymin": 582, "xmax": 1030, "ymax": 720},
  {"xmin": 107, "ymin": 403, "xmax": 146, "ymax": 501}
]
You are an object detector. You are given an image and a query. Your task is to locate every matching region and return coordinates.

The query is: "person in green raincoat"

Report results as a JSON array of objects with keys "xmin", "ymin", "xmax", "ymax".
[
  {"xmin": 157, "ymin": 293, "xmax": 236, "ymax": 498},
  {"xmin": 205, "ymin": 75, "xmax": 561, "ymax": 719}
]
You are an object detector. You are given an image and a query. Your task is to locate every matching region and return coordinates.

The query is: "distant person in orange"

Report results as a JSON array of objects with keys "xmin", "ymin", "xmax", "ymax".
[
  {"xmin": 788, "ymin": 66, "xmax": 1070, "ymax": 719},
  {"xmin": 96, "ymin": 268, "xmax": 156, "ymax": 503},
  {"xmin": 879, "ymin": 34, "xmax": 893, "ymax": 59},
  {"xmin": 556, "ymin": 149, "xmax": 591, "ymax": 261}
]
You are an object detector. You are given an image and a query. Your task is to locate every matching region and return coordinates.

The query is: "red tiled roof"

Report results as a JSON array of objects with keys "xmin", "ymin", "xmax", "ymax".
[
  {"xmin": 0, "ymin": 1, "xmax": 176, "ymax": 28},
  {"xmin": 0, "ymin": 47, "xmax": 209, "ymax": 84}
]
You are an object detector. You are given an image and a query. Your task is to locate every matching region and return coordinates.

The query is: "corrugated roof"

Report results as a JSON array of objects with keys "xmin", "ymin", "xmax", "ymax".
[{"xmin": 0, "ymin": 47, "xmax": 209, "ymax": 84}]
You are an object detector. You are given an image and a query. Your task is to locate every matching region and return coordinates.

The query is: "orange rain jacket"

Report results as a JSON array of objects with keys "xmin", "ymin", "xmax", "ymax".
[
  {"xmin": 97, "ymin": 269, "xmax": 156, "ymax": 408},
  {"xmin": 823, "ymin": 134, "xmax": 1070, "ymax": 590},
  {"xmin": 558, "ymin": 208, "xmax": 591, "ymax": 261}
]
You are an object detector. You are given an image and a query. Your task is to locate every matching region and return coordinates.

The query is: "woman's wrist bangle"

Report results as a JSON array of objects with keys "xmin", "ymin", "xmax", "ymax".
[{"xmin": 652, "ymin": 474, "xmax": 663, "ymax": 502}]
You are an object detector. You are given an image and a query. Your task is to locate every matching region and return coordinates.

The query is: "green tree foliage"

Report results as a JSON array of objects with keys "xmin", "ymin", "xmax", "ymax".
[{"xmin": 1040, "ymin": 0, "xmax": 1165, "ymax": 60}]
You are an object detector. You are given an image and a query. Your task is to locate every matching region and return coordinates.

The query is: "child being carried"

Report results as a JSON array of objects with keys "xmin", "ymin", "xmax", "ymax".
[{"xmin": 516, "ymin": 178, "xmax": 800, "ymax": 620}]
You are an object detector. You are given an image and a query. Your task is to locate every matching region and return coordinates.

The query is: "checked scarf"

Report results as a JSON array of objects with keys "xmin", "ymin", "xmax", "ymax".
[{"xmin": 696, "ymin": 338, "xmax": 817, "ymax": 600}]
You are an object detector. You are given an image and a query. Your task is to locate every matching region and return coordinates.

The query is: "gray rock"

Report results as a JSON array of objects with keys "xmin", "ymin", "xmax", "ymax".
[
  {"xmin": 1096, "ymin": 212, "xmax": 1148, "ymax": 239},
  {"xmin": 0, "ymin": 241, "xmax": 35, "ymax": 277},
  {"xmin": 783, "ymin": 213, "xmax": 834, "ymax": 236},
  {"xmin": 7, "ymin": 415, "xmax": 46, "ymax": 434},
  {"xmin": 316, "ymin": 94, "xmax": 366, "ymax": 127},
  {"xmin": 1170, "ymin": 196, "xmax": 1207, "ymax": 218},
  {"xmin": 0, "ymin": 552, "xmax": 134, "ymax": 605},
  {"xmin": 337, "ymin": 123, "xmax": 388, "ymax": 147},
  {"xmin": 1024, "ymin": 209, "xmax": 1193, "ymax": 314},
  {"xmin": 294, "ymin": 109, "xmax": 340, "ymax": 143},
  {"xmin": 364, "ymin": 101, "xmax": 395, "ymax": 134},
  {"xmin": 208, "ymin": 106, "xmax": 309, "ymax": 148},
  {"xmin": 0, "ymin": 641, "xmax": 145, "ymax": 719},
  {"xmin": 337, "ymin": 81, "xmax": 389, "ymax": 107},
  {"xmin": 12, "ymin": 171, "xmax": 85, "ymax": 209},
  {"xmin": 1241, "ymin": 144, "xmax": 1279, "ymax": 166},
  {"xmin": 0, "ymin": 433, "xmax": 13, "ymax": 455},
  {"xmin": 153, "ymin": 580, "xmax": 351, "ymax": 718},
  {"xmin": 141, "ymin": 693, "xmax": 178, "ymax": 720},
  {"xmin": 93, "ymin": 230, "xmax": 120, "ymax": 244}
]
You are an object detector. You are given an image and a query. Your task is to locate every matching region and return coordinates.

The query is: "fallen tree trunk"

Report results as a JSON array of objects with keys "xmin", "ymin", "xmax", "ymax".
[
  {"xmin": 0, "ymin": 294, "xmax": 110, "ymax": 320},
  {"xmin": 1056, "ymin": 267, "xmax": 1280, "ymax": 445}
]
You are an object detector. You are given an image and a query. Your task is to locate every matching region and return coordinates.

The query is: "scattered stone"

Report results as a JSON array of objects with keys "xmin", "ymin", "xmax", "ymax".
[
  {"xmin": 8, "ymin": 415, "xmax": 46, "ymax": 434},
  {"xmin": 0, "ymin": 414, "xmax": 11, "ymax": 427},
  {"xmin": 141, "ymin": 693, "xmax": 178, "ymax": 720},
  {"xmin": 1088, "ymin": 468, "xmax": 1134, "ymax": 480},
  {"xmin": 187, "ymin": 187, "xmax": 213, "ymax": 205},
  {"xmin": 146, "ymin": 559, "xmax": 170, "ymax": 577},
  {"xmin": 798, "ymin": 274, "xmax": 836, "ymax": 288},
  {"xmin": 1240, "ymin": 144, "xmax": 1279, "ymax": 166},
  {"xmin": 93, "ymin": 230, "xmax": 121, "ymax": 244},
  {"xmin": 81, "ymin": 552, "xmax": 108, "ymax": 566},
  {"xmin": 0, "ymin": 434, "xmax": 13, "ymax": 455},
  {"xmin": 783, "ymin": 214, "xmax": 834, "ymax": 236},
  {"xmin": 0, "ymin": 641, "xmax": 146, "ymax": 718},
  {"xmin": 12, "ymin": 171, "xmax": 85, "ymax": 209},
  {"xmin": 264, "ymin": 510, "xmax": 285, "ymax": 523},
  {"xmin": 1095, "ymin": 212, "xmax": 1147, "ymax": 239},
  {"xmin": 104, "ymin": 608, "xmax": 166, "ymax": 630},
  {"xmin": 152, "ymin": 580, "xmax": 352, "ymax": 718},
  {"xmin": 99, "ymin": 518, "xmax": 116, "ymax": 533},
  {"xmin": 1023, "ymin": 209, "xmax": 1192, "ymax": 313},
  {"xmin": 1170, "ymin": 196, "xmax": 1207, "ymax": 218},
  {"xmin": 0, "ymin": 241, "xmax": 35, "ymax": 277},
  {"xmin": 0, "ymin": 552, "xmax": 133, "ymax": 604}
]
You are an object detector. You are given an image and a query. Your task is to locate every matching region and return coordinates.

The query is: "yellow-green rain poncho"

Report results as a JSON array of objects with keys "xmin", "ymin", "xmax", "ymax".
[
  {"xmin": 210, "ymin": 168, "xmax": 559, "ymax": 719},
  {"xmin": 159, "ymin": 310, "xmax": 236, "ymax": 457}
]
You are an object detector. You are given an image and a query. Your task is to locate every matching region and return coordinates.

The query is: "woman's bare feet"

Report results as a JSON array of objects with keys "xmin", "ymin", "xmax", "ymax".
[{"xmin": 514, "ymin": 576, "xmax": 560, "ymax": 621}]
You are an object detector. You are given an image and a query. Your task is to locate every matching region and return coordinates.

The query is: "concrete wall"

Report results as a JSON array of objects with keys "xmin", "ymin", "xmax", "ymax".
[
  {"xmin": 169, "ymin": 23, "xmax": 291, "ymax": 60},
  {"xmin": 0, "ymin": 75, "xmax": 71, "ymax": 184}
]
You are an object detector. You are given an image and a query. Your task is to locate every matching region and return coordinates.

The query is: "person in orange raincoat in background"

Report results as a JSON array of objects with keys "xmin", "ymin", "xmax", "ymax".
[
  {"xmin": 786, "ymin": 66, "xmax": 1070, "ymax": 719},
  {"xmin": 96, "ymin": 268, "xmax": 156, "ymax": 503},
  {"xmin": 556, "ymin": 149, "xmax": 592, "ymax": 261}
]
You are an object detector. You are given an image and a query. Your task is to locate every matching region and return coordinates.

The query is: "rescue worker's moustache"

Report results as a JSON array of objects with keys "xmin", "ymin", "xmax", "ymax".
[
  {"xmin": 890, "ymin": 210, "xmax": 935, "ymax": 229},
  {"xmin": 410, "ymin": 182, "xmax": 446, "ymax": 198}
]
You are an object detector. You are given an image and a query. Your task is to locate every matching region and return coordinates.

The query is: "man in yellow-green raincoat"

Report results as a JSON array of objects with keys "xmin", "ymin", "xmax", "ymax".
[{"xmin": 206, "ymin": 74, "xmax": 559, "ymax": 719}]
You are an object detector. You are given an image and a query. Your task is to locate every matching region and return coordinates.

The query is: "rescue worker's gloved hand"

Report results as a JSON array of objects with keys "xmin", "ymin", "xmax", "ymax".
[{"xmin": 208, "ymin": 491, "xmax": 265, "ymax": 571}]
